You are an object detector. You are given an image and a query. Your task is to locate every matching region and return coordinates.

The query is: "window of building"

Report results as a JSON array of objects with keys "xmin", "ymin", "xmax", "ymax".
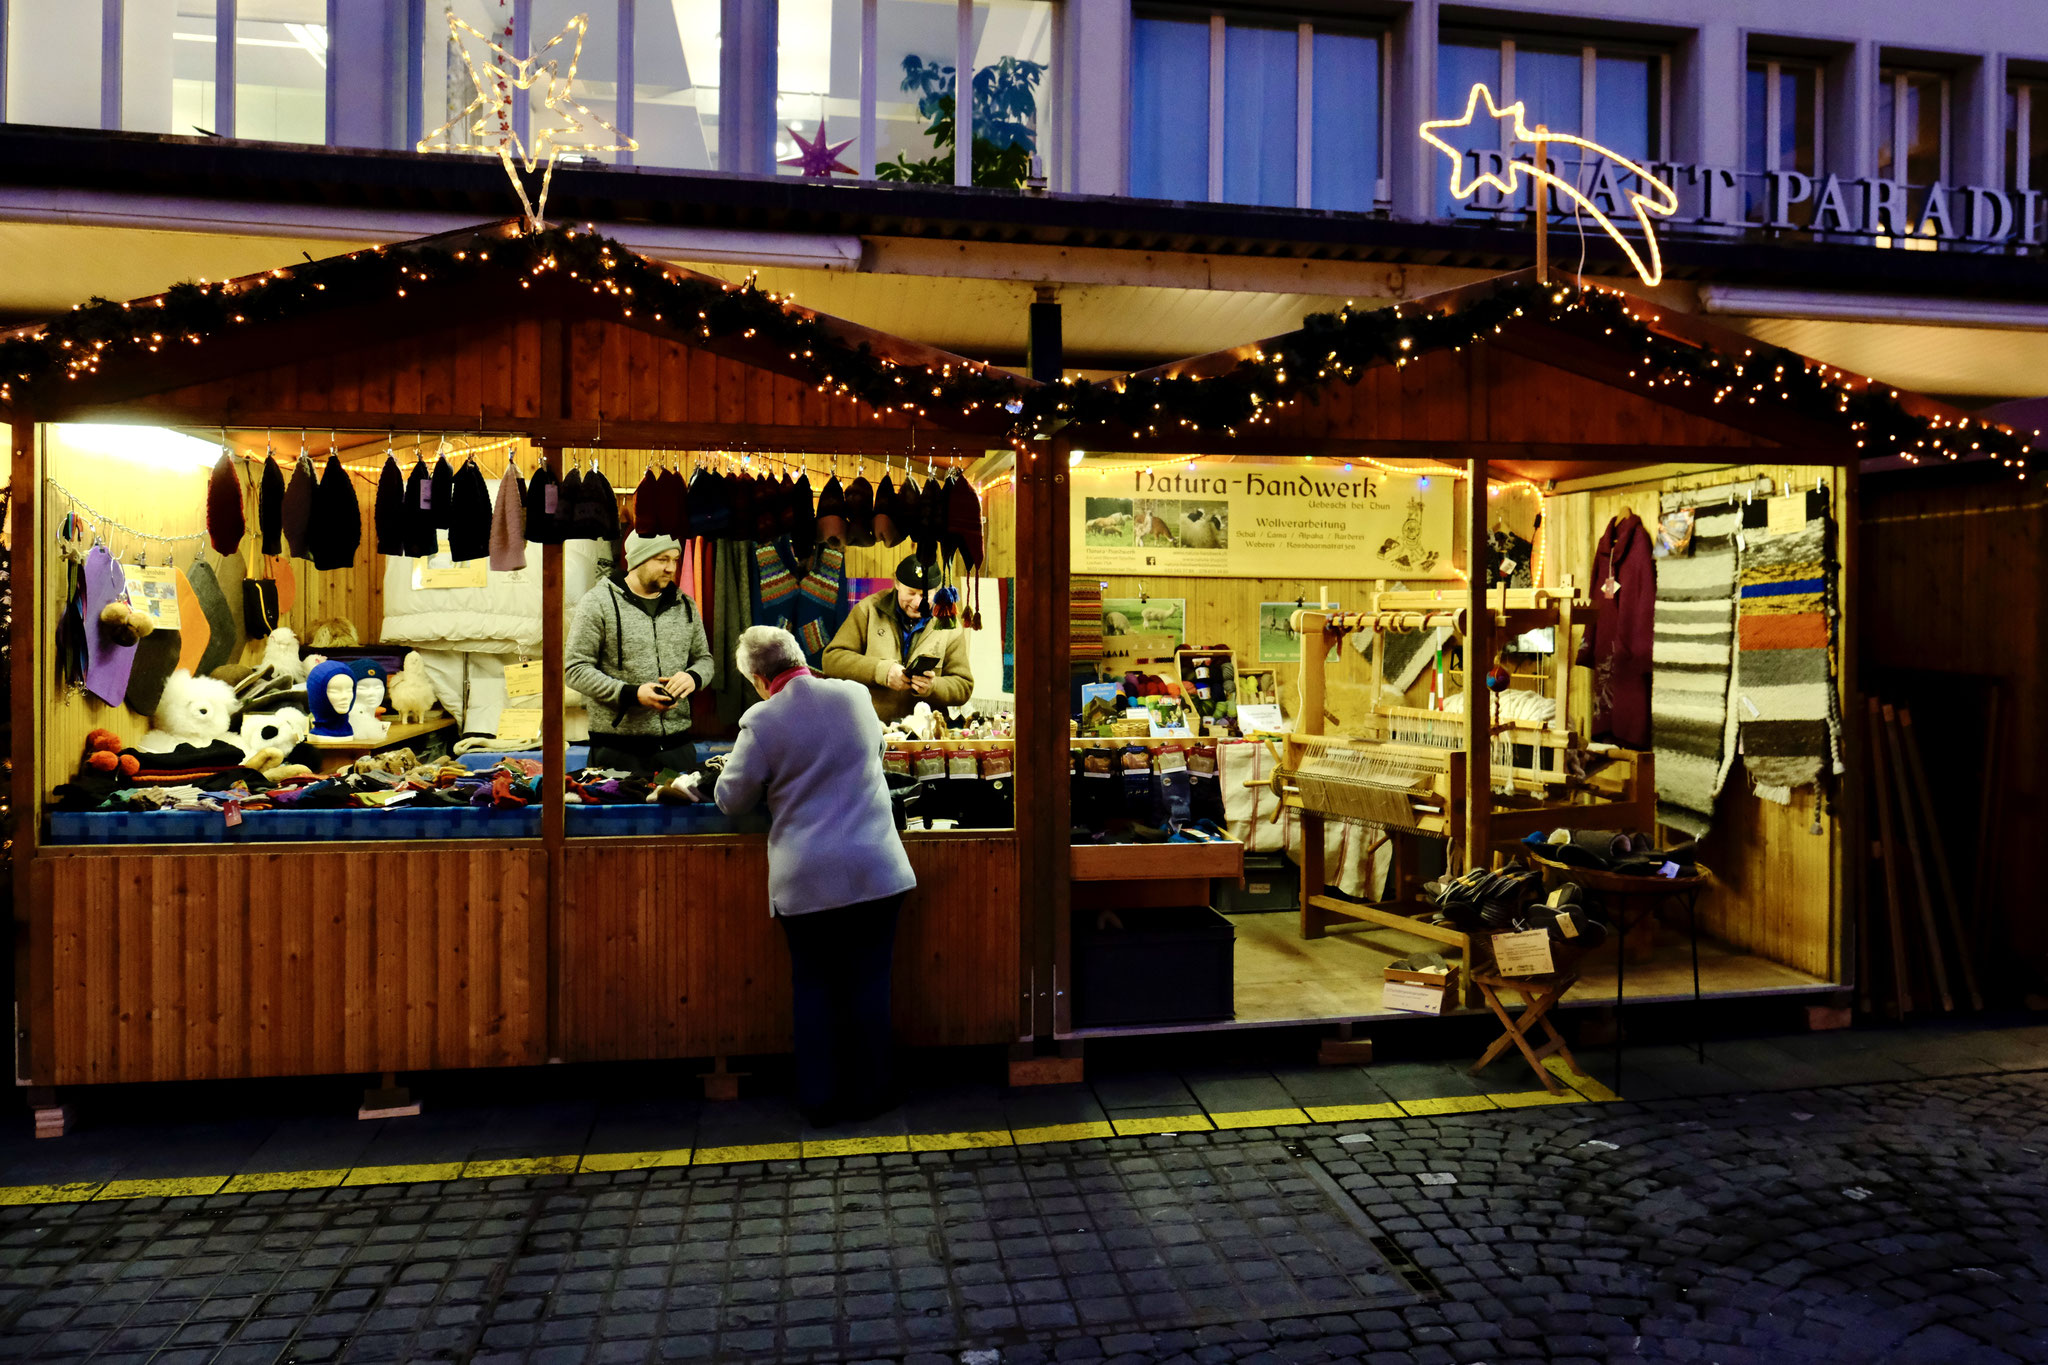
[
  {"xmin": 2007, "ymin": 77, "xmax": 2048, "ymax": 195},
  {"xmin": 232, "ymin": 0, "xmax": 327, "ymax": 143},
  {"xmin": 1878, "ymin": 67, "xmax": 1949, "ymax": 187},
  {"xmin": 1130, "ymin": 8, "xmax": 1384, "ymax": 211},
  {"xmin": 1744, "ymin": 57, "xmax": 1823, "ymax": 225},
  {"xmin": 1434, "ymin": 33, "xmax": 1667, "ymax": 222},
  {"xmin": 632, "ymin": 0, "xmax": 720, "ymax": 171},
  {"xmin": 121, "ymin": 1, "xmax": 221, "ymax": 137}
]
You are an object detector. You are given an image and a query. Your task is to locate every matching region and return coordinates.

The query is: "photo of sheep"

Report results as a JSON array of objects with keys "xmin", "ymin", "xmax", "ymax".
[
  {"xmin": 1102, "ymin": 597, "xmax": 1185, "ymax": 645},
  {"xmin": 1082, "ymin": 497, "xmax": 1229, "ymax": 550},
  {"xmin": 1259, "ymin": 601, "xmax": 1341, "ymax": 662}
]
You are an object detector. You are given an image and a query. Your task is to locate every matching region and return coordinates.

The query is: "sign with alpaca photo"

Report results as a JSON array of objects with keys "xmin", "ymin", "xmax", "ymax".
[{"xmin": 1072, "ymin": 463, "xmax": 1453, "ymax": 580}]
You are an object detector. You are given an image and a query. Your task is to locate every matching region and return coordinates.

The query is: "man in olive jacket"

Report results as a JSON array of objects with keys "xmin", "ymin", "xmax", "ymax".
[
  {"xmin": 822, "ymin": 555, "xmax": 973, "ymax": 722},
  {"xmin": 565, "ymin": 534, "xmax": 714, "ymax": 771}
]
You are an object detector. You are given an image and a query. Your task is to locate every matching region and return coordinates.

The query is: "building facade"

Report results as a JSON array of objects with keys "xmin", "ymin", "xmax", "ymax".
[{"xmin": 3, "ymin": 0, "xmax": 2047, "ymax": 401}]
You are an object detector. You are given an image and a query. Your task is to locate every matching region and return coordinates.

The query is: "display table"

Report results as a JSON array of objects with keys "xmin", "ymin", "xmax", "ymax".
[{"xmin": 304, "ymin": 717, "xmax": 457, "ymax": 772}]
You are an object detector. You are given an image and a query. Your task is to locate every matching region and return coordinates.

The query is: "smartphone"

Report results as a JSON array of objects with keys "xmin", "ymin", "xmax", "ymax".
[{"xmin": 906, "ymin": 658, "xmax": 936, "ymax": 678}]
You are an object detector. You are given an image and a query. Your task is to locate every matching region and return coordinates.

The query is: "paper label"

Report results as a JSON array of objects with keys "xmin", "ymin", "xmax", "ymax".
[
  {"xmin": 1492, "ymin": 928, "xmax": 1555, "ymax": 976},
  {"xmin": 1740, "ymin": 694, "xmax": 1761, "ymax": 718},
  {"xmin": 123, "ymin": 564, "xmax": 182, "ymax": 629},
  {"xmin": 416, "ymin": 531, "xmax": 488, "ymax": 589},
  {"xmin": 496, "ymin": 706, "xmax": 542, "ymax": 744},
  {"xmin": 1600, "ymin": 575, "xmax": 1620, "ymax": 597},
  {"xmin": 1659, "ymin": 860, "xmax": 1680, "ymax": 878},
  {"xmin": 419, "ymin": 480, "xmax": 431, "ymax": 509},
  {"xmin": 505, "ymin": 660, "xmax": 544, "ymax": 699},
  {"xmin": 1768, "ymin": 494, "xmax": 1804, "ymax": 534},
  {"xmin": 223, "ymin": 802, "xmax": 242, "ymax": 827},
  {"xmin": 1557, "ymin": 913, "xmax": 1579, "ymax": 938},
  {"xmin": 1382, "ymin": 979, "xmax": 1448, "ymax": 1014},
  {"xmin": 544, "ymin": 485, "xmax": 558, "ymax": 514},
  {"xmin": 1237, "ymin": 703, "xmax": 1284, "ymax": 734}
]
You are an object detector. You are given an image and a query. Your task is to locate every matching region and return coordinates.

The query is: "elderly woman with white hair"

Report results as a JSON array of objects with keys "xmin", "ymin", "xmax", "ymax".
[{"xmin": 694, "ymin": 624, "xmax": 917, "ymax": 1125}]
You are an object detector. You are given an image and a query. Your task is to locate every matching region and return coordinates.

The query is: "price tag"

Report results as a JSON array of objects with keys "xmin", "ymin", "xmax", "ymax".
[
  {"xmin": 544, "ymin": 484, "xmax": 559, "ymax": 514},
  {"xmin": 496, "ymin": 706, "xmax": 542, "ymax": 743},
  {"xmin": 1600, "ymin": 575, "xmax": 1620, "ymax": 597},
  {"xmin": 1491, "ymin": 928, "xmax": 1555, "ymax": 977},
  {"xmin": 223, "ymin": 801, "xmax": 242, "ymax": 828},
  {"xmin": 419, "ymin": 480, "xmax": 431, "ymax": 509},
  {"xmin": 505, "ymin": 660, "xmax": 544, "ymax": 699}
]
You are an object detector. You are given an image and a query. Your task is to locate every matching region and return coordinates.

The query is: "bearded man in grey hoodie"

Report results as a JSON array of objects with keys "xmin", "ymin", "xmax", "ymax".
[{"xmin": 565, "ymin": 534, "xmax": 714, "ymax": 772}]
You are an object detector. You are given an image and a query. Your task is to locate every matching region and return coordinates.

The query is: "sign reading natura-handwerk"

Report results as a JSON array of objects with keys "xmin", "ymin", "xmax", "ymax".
[{"xmin": 1072, "ymin": 462, "xmax": 1455, "ymax": 580}]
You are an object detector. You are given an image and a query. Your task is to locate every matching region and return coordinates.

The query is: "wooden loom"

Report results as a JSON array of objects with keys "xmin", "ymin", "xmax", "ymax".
[{"xmin": 1258, "ymin": 588, "xmax": 1656, "ymax": 996}]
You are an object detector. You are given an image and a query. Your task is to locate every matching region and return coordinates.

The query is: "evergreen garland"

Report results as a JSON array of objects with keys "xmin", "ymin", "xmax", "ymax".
[{"xmin": 0, "ymin": 225, "xmax": 2027, "ymax": 476}]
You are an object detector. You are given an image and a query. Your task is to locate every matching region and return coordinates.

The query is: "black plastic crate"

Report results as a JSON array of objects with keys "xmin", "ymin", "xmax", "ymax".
[
  {"xmin": 1215, "ymin": 853, "xmax": 1297, "ymax": 914},
  {"xmin": 1071, "ymin": 905, "xmax": 1235, "ymax": 1028}
]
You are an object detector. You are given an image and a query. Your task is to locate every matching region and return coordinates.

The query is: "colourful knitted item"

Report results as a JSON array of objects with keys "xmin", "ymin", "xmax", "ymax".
[
  {"xmin": 1734, "ymin": 513, "xmax": 1838, "ymax": 801},
  {"xmin": 755, "ymin": 541, "xmax": 798, "ymax": 612}
]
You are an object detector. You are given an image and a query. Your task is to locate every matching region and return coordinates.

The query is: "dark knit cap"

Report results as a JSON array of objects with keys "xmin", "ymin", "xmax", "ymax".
[
  {"xmin": 815, "ymin": 475, "xmax": 848, "ymax": 547},
  {"xmin": 946, "ymin": 471, "xmax": 983, "ymax": 570},
  {"xmin": 871, "ymin": 473, "xmax": 902, "ymax": 547},
  {"xmin": 894, "ymin": 554, "xmax": 939, "ymax": 590},
  {"xmin": 401, "ymin": 459, "xmax": 437, "ymax": 558},
  {"xmin": 633, "ymin": 468, "xmax": 662, "ymax": 537},
  {"xmin": 258, "ymin": 455, "xmax": 285, "ymax": 556},
  {"xmin": 448, "ymin": 460, "xmax": 493, "ymax": 562},
  {"xmin": 373, "ymin": 455, "xmax": 405, "ymax": 556},
  {"xmin": 282, "ymin": 453, "xmax": 317, "ymax": 560},
  {"xmin": 655, "ymin": 468, "xmax": 687, "ymax": 541},
  {"xmin": 430, "ymin": 457, "xmax": 456, "ymax": 529},
  {"xmin": 686, "ymin": 466, "xmax": 725, "ymax": 538},
  {"xmin": 582, "ymin": 467, "xmax": 621, "ymax": 542},
  {"xmin": 786, "ymin": 473, "xmax": 814, "ymax": 559},
  {"xmin": 206, "ymin": 450, "xmax": 245, "ymax": 556},
  {"xmin": 523, "ymin": 467, "xmax": 565, "ymax": 545},
  {"xmin": 309, "ymin": 455, "xmax": 361, "ymax": 571},
  {"xmin": 842, "ymin": 473, "xmax": 874, "ymax": 546}
]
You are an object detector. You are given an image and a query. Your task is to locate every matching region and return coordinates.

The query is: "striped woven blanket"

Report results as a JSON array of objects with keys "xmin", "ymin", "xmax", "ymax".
[
  {"xmin": 1734, "ymin": 502, "xmax": 1840, "ymax": 801},
  {"xmin": 1650, "ymin": 493, "xmax": 1743, "ymax": 837}
]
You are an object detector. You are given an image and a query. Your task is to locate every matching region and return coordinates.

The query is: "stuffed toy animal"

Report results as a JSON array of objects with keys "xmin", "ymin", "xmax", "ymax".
[
  {"xmin": 239, "ymin": 706, "xmax": 310, "ymax": 761},
  {"xmin": 132, "ymin": 669, "xmax": 239, "ymax": 752},
  {"xmin": 261, "ymin": 626, "xmax": 308, "ymax": 682},
  {"xmin": 308, "ymin": 617, "xmax": 359, "ymax": 649},
  {"xmin": 387, "ymin": 652, "xmax": 436, "ymax": 726},
  {"xmin": 81, "ymin": 728, "xmax": 140, "ymax": 777},
  {"xmin": 98, "ymin": 601, "xmax": 155, "ymax": 647}
]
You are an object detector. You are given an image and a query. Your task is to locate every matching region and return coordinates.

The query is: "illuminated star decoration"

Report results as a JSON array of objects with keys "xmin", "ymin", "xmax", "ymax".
[
  {"xmin": 1420, "ymin": 83, "xmax": 1680, "ymax": 287},
  {"xmin": 417, "ymin": 10, "xmax": 637, "ymax": 230},
  {"xmin": 780, "ymin": 121, "xmax": 858, "ymax": 177}
]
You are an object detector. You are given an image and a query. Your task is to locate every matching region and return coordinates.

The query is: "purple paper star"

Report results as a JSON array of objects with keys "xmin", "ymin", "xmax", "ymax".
[{"xmin": 780, "ymin": 120, "xmax": 857, "ymax": 178}]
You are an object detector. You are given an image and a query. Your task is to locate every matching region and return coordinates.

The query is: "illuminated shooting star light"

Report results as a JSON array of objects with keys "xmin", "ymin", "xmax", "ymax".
[
  {"xmin": 1419, "ymin": 83, "xmax": 1679, "ymax": 287},
  {"xmin": 417, "ymin": 9, "xmax": 637, "ymax": 230}
]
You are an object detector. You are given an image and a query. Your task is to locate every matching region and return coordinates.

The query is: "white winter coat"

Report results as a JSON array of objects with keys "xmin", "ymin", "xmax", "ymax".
[{"xmin": 713, "ymin": 671, "xmax": 917, "ymax": 916}]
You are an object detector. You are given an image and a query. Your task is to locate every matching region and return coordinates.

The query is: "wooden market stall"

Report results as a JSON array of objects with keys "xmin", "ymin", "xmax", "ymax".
[
  {"xmin": 1034, "ymin": 269, "xmax": 2002, "ymax": 1044},
  {"xmin": 2, "ymin": 222, "xmax": 1057, "ymax": 1122}
]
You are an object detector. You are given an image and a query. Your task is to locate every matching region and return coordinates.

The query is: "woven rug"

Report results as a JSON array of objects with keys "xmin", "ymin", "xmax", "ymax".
[
  {"xmin": 1734, "ymin": 496, "xmax": 1840, "ymax": 802},
  {"xmin": 1649, "ymin": 489, "xmax": 1745, "ymax": 837}
]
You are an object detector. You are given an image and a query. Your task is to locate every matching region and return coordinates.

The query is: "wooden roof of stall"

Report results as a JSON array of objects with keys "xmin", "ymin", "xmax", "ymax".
[
  {"xmin": 0, "ymin": 220, "xmax": 1028, "ymax": 457},
  {"xmin": 1087, "ymin": 269, "xmax": 2002, "ymax": 483}
]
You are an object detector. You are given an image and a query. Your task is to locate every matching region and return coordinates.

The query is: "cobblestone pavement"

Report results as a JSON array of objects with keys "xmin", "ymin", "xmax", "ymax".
[{"xmin": 0, "ymin": 1031, "xmax": 2044, "ymax": 1363}]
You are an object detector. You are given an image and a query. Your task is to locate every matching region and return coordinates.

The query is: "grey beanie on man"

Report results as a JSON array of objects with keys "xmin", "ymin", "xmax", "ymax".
[{"xmin": 625, "ymin": 533, "xmax": 681, "ymax": 572}]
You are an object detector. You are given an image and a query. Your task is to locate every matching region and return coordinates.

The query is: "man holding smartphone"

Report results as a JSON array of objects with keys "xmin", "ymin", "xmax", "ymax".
[
  {"xmin": 823, "ymin": 555, "xmax": 974, "ymax": 722},
  {"xmin": 566, "ymin": 533, "xmax": 715, "ymax": 771}
]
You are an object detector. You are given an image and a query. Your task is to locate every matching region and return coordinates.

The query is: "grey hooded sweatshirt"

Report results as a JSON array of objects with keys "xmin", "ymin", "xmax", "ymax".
[{"xmin": 565, "ymin": 577, "xmax": 715, "ymax": 737}]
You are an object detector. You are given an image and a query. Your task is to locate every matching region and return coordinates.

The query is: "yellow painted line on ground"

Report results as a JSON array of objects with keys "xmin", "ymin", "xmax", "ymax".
[
  {"xmin": 691, "ymin": 1142, "xmax": 801, "ymax": 1166},
  {"xmin": 1208, "ymin": 1107, "xmax": 1312, "ymax": 1130},
  {"xmin": 1397, "ymin": 1095, "xmax": 1498, "ymax": 1117},
  {"xmin": 1110, "ymin": 1114, "xmax": 1215, "ymax": 1137},
  {"xmin": 1011, "ymin": 1121, "xmax": 1116, "ymax": 1146},
  {"xmin": 578, "ymin": 1149, "xmax": 693, "ymax": 1174},
  {"xmin": 801, "ymin": 1135, "xmax": 911, "ymax": 1159},
  {"xmin": 461, "ymin": 1155, "xmax": 580, "ymax": 1180},
  {"xmin": 221, "ymin": 1169, "xmax": 348, "ymax": 1194},
  {"xmin": 908, "ymin": 1130, "xmax": 1014, "ymax": 1153},
  {"xmin": 342, "ymin": 1163, "xmax": 464, "ymax": 1187},
  {"xmin": 1304, "ymin": 1101, "xmax": 1405, "ymax": 1123},
  {"xmin": 1492, "ymin": 1088, "xmax": 1585, "ymax": 1109},
  {"xmin": 0, "ymin": 1181, "xmax": 104, "ymax": 1206},
  {"xmin": 1546, "ymin": 1057, "xmax": 1621, "ymax": 1101},
  {"xmin": 93, "ymin": 1176, "xmax": 228, "ymax": 1201}
]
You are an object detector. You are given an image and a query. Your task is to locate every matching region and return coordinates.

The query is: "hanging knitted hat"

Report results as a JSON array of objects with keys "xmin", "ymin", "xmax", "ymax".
[
  {"xmin": 788, "ymin": 472, "xmax": 815, "ymax": 560},
  {"xmin": 947, "ymin": 469, "xmax": 983, "ymax": 571},
  {"xmin": 489, "ymin": 465, "xmax": 527, "ymax": 571},
  {"xmin": 916, "ymin": 470, "xmax": 948, "ymax": 565},
  {"xmin": 402, "ymin": 458, "xmax": 438, "ymax": 558},
  {"xmin": 632, "ymin": 467, "xmax": 662, "ymax": 537},
  {"xmin": 655, "ymin": 467, "xmax": 687, "ymax": 541},
  {"xmin": 448, "ymin": 460, "xmax": 493, "ymax": 562},
  {"xmin": 309, "ymin": 455, "xmax": 361, "ymax": 571},
  {"xmin": 430, "ymin": 456, "xmax": 456, "ymax": 529},
  {"xmin": 558, "ymin": 466, "xmax": 584, "ymax": 536},
  {"xmin": 871, "ymin": 473, "xmax": 901, "ymax": 547},
  {"xmin": 258, "ymin": 455, "xmax": 285, "ymax": 556},
  {"xmin": 524, "ymin": 466, "xmax": 564, "ymax": 545},
  {"xmin": 815, "ymin": 475, "xmax": 848, "ymax": 547},
  {"xmin": 205, "ymin": 450, "xmax": 245, "ymax": 556},
  {"xmin": 573, "ymin": 466, "xmax": 620, "ymax": 542},
  {"xmin": 686, "ymin": 466, "xmax": 725, "ymax": 538},
  {"xmin": 185, "ymin": 560, "xmax": 237, "ymax": 675},
  {"xmin": 373, "ymin": 455, "xmax": 405, "ymax": 555},
  {"xmin": 754, "ymin": 473, "xmax": 783, "ymax": 544},
  {"xmin": 843, "ymin": 472, "xmax": 874, "ymax": 546},
  {"xmin": 726, "ymin": 472, "xmax": 755, "ymax": 543},
  {"xmin": 282, "ymin": 452, "xmax": 317, "ymax": 560}
]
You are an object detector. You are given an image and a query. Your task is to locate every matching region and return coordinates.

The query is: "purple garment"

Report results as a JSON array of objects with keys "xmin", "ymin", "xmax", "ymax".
[
  {"xmin": 82, "ymin": 546, "xmax": 137, "ymax": 706},
  {"xmin": 1576, "ymin": 511, "xmax": 1656, "ymax": 749}
]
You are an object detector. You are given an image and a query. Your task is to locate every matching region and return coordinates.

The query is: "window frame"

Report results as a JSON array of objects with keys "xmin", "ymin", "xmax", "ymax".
[
  {"xmin": 1132, "ymin": 4, "xmax": 1391, "ymax": 211},
  {"xmin": 2007, "ymin": 75, "xmax": 2048, "ymax": 194},
  {"xmin": 1878, "ymin": 64, "xmax": 1952, "ymax": 186},
  {"xmin": 1749, "ymin": 56, "xmax": 1825, "ymax": 178}
]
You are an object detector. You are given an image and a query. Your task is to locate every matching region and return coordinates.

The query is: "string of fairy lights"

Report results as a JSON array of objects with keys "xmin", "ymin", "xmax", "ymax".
[{"xmin": 0, "ymin": 223, "xmax": 2029, "ymax": 485}]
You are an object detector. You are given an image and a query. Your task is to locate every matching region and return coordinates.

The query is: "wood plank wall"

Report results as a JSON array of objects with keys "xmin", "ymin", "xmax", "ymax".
[
  {"xmin": 33, "ymin": 848, "xmax": 548, "ymax": 1085},
  {"xmin": 557, "ymin": 834, "xmax": 1021, "ymax": 1061},
  {"xmin": 1551, "ymin": 462, "xmax": 1841, "ymax": 980}
]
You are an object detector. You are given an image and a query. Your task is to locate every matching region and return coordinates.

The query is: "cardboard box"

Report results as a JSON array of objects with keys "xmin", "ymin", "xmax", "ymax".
[{"xmin": 1382, "ymin": 964, "xmax": 1458, "ymax": 1014}]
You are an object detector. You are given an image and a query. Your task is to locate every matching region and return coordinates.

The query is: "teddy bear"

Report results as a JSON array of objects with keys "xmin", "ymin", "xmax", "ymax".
[
  {"xmin": 133, "ymin": 668, "xmax": 240, "ymax": 753},
  {"xmin": 81, "ymin": 728, "xmax": 140, "ymax": 778},
  {"xmin": 99, "ymin": 601, "xmax": 155, "ymax": 648},
  {"xmin": 387, "ymin": 652, "xmax": 436, "ymax": 726}
]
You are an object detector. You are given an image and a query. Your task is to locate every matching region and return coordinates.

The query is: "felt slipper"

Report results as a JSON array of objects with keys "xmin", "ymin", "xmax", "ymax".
[
  {"xmin": 185, "ymin": 561, "xmax": 238, "ymax": 677},
  {"xmin": 174, "ymin": 565, "xmax": 208, "ymax": 673},
  {"xmin": 81, "ymin": 546, "xmax": 138, "ymax": 706},
  {"xmin": 125, "ymin": 627, "xmax": 183, "ymax": 717}
]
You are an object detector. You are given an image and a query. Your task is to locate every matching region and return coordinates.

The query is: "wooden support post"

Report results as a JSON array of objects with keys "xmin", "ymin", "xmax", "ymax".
[
  {"xmin": 540, "ymin": 442, "xmax": 567, "ymax": 1061},
  {"xmin": 359, "ymin": 1071, "xmax": 420, "ymax": 1120},
  {"xmin": 27, "ymin": 1087, "xmax": 69, "ymax": 1140},
  {"xmin": 1883, "ymin": 704, "xmax": 1953, "ymax": 1012},
  {"xmin": 1008, "ymin": 1040, "xmax": 1085, "ymax": 1087},
  {"xmin": 1463, "ymin": 459, "xmax": 1491, "ymax": 872},
  {"xmin": 1015, "ymin": 435, "xmax": 1070, "ymax": 1037},
  {"xmin": 698, "ymin": 1056, "xmax": 744, "ymax": 1101},
  {"xmin": 1297, "ymin": 608, "xmax": 1330, "ymax": 939},
  {"xmin": 11, "ymin": 422, "xmax": 49, "ymax": 1090},
  {"xmin": 1866, "ymin": 696, "xmax": 1911, "ymax": 1019},
  {"xmin": 1898, "ymin": 707, "xmax": 1984, "ymax": 1011}
]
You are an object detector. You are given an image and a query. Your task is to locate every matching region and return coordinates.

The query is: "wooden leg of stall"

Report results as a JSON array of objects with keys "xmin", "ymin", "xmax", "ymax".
[
  {"xmin": 359, "ymin": 1072, "xmax": 420, "ymax": 1121},
  {"xmin": 27, "ymin": 1087, "xmax": 69, "ymax": 1140},
  {"xmin": 1317, "ymin": 1024, "xmax": 1373, "ymax": 1066},
  {"xmin": 1009, "ymin": 1040, "xmax": 1084, "ymax": 1087},
  {"xmin": 699, "ymin": 1057, "xmax": 746, "ymax": 1101}
]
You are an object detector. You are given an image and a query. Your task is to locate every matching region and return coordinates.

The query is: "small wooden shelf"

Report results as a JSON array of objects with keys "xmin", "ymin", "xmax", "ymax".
[
  {"xmin": 305, "ymin": 717, "xmax": 456, "ymax": 751},
  {"xmin": 1071, "ymin": 839, "xmax": 1245, "ymax": 882}
]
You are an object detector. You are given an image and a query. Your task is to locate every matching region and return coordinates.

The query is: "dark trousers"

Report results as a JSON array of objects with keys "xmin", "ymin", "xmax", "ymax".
[
  {"xmin": 586, "ymin": 733, "xmax": 696, "ymax": 774},
  {"xmin": 776, "ymin": 895, "xmax": 903, "ymax": 1118}
]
